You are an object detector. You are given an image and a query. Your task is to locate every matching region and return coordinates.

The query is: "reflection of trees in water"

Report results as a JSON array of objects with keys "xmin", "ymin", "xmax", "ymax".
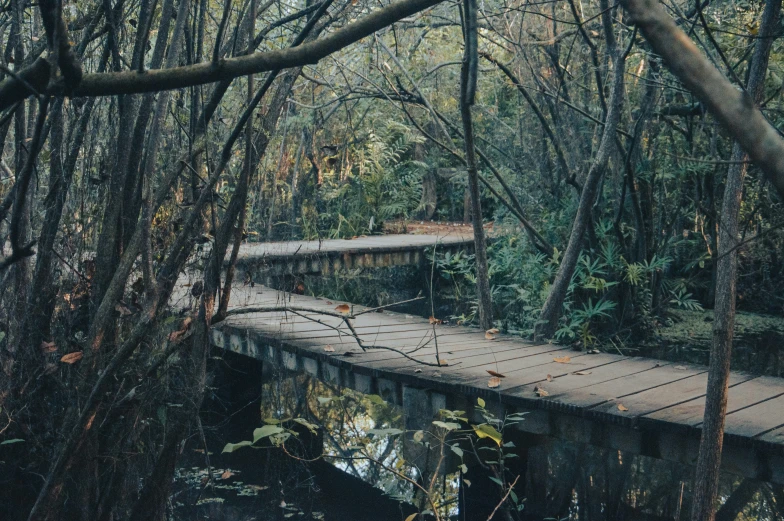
[
  {"xmin": 525, "ymin": 439, "xmax": 782, "ymax": 521},
  {"xmin": 215, "ymin": 365, "xmax": 783, "ymax": 521}
]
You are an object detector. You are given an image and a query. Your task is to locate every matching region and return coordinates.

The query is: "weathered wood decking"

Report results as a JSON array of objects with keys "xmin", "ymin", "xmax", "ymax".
[
  {"xmin": 231, "ymin": 232, "xmax": 473, "ymax": 276},
  {"xmin": 211, "ymin": 285, "xmax": 784, "ymax": 484}
]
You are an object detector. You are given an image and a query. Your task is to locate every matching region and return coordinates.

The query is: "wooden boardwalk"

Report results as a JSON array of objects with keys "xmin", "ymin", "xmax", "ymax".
[
  {"xmin": 210, "ymin": 286, "xmax": 784, "ymax": 484},
  {"xmin": 231, "ymin": 232, "xmax": 474, "ymax": 276}
]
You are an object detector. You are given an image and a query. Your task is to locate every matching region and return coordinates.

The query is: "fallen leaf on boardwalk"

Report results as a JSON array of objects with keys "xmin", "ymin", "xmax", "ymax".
[
  {"xmin": 486, "ymin": 328, "xmax": 500, "ymax": 334},
  {"xmin": 429, "ymin": 316, "xmax": 442, "ymax": 325},
  {"xmin": 488, "ymin": 376, "xmax": 501, "ymax": 388},
  {"xmin": 414, "ymin": 368, "xmax": 422, "ymax": 373},
  {"xmin": 433, "ymin": 371, "xmax": 441, "ymax": 378},
  {"xmin": 674, "ymin": 365, "xmax": 687, "ymax": 370},
  {"xmin": 486, "ymin": 370, "xmax": 506, "ymax": 378},
  {"xmin": 546, "ymin": 374, "xmax": 553, "ymax": 382},
  {"xmin": 588, "ymin": 349, "xmax": 601, "ymax": 354},
  {"xmin": 617, "ymin": 404, "xmax": 629, "ymax": 412},
  {"xmin": 573, "ymin": 371, "xmax": 592, "ymax": 375},
  {"xmin": 221, "ymin": 470, "xmax": 233, "ymax": 479},
  {"xmin": 323, "ymin": 345, "xmax": 335, "ymax": 352},
  {"xmin": 40, "ymin": 341, "xmax": 57, "ymax": 353},
  {"xmin": 439, "ymin": 359, "xmax": 449, "ymax": 366},
  {"xmin": 326, "ymin": 301, "xmax": 333, "ymax": 305},
  {"xmin": 485, "ymin": 332, "xmax": 496, "ymax": 340},
  {"xmin": 335, "ymin": 304, "xmax": 350, "ymax": 313},
  {"xmin": 60, "ymin": 351, "xmax": 83, "ymax": 364},
  {"xmin": 534, "ymin": 386, "xmax": 549, "ymax": 397},
  {"xmin": 553, "ymin": 356, "xmax": 571, "ymax": 363}
]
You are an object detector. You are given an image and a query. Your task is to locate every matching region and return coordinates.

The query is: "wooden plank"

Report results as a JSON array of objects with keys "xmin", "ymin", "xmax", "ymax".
[
  {"xmin": 722, "ymin": 393, "xmax": 784, "ymax": 438},
  {"xmin": 586, "ymin": 371, "xmax": 755, "ymax": 423},
  {"xmin": 642, "ymin": 376, "xmax": 784, "ymax": 428}
]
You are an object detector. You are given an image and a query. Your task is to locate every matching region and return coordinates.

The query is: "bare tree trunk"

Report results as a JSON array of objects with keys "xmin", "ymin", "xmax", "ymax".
[
  {"xmin": 690, "ymin": 1, "xmax": 781, "ymax": 519},
  {"xmin": 535, "ymin": 0, "xmax": 625, "ymax": 340},
  {"xmin": 460, "ymin": 0, "xmax": 492, "ymax": 330}
]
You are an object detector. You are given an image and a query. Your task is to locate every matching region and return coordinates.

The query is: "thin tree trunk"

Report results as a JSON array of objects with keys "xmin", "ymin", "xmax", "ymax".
[
  {"xmin": 690, "ymin": 1, "xmax": 781, "ymax": 519},
  {"xmin": 460, "ymin": 0, "xmax": 492, "ymax": 330}
]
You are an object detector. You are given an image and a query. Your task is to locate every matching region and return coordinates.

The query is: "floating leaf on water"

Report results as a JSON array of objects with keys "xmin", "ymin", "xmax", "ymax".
[
  {"xmin": 486, "ymin": 370, "xmax": 506, "ymax": 378},
  {"xmin": 221, "ymin": 470, "xmax": 233, "ymax": 480},
  {"xmin": 553, "ymin": 356, "xmax": 571, "ymax": 363},
  {"xmin": 617, "ymin": 404, "xmax": 629, "ymax": 412},
  {"xmin": 60, "ymin": 351, "xmax": 83, "ymax": 364},
  {"xmin": 323, "ymin": 345, "xmax": 335, "ymax": 352},
  {"xmin": 335, "ymin": 304, "xmax": 350, "ymax": 313},
  {"xmin": 534, "ymin": 386, "xmax": 549, "ymax": 397},
  {"xmin": 488, "ymin": 376, "xmax": 501, "ymax": 388}
]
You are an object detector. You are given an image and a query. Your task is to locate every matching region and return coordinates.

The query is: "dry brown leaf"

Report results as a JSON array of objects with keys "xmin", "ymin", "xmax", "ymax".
[
  {"xmin": 168, "ymin": 316, "xmax": 193, "ymax": 343},
  {"xmin": 553, "ymin": 356, "xmax": 571, "ymax": 364},
  {"xmin": 221, "ymin": 470, "xmax": 233, "ymax": 480},
  {"xmin": 573, "ymin": 371, "xmax": 592, "ymax": 375},
  {"xmin": 534, "ymin": 386, "xmax": 549, "ymax": 397},
  {"xmin": 335, "ymin": 304, "xmax": 350, "ymax": 313},
  {"xmin": 439, "ymin": 359, "xmax": 449, "ymax": 366},
  {"xmin": 40, "ymin": 341, "xmax": 57, "ymax": 353},
  {"xmin": 324, "ymin": 345, "xmax": 335, "ymax": 352},
  {"xmin": 429, "ymin": 316, "xmax": 442, "ymax": 325},
  {"xmin": 115, "ymin": 303, "xmax": 133, "ymax": 316},
  {"xmin": 488, "ymin": 376, "xmax": 501, "ymax": 388},
  {"xmin": 546, "ymin": 374, "xmax": 553, "ymax": 382},
  {"xmin": 617, "ymin": 404, "xmax": 629, "ymax": 412},
  {"xmin": 484, "ymin": 332, "xmax": 496, "ymax": 340},
  {"xmin": 60, "ymin": 351, "xmax": 83, "ymax": 364},
  {"xmin": 326, "ymin": 301, "xmax": 333, "ymax": 305},
  {"xmin": 486, "ymin": 328, "xmax": 500, "ymax": 334},
  {"xmin": 486, "ymin": 370, "xmax": 506, "ymax": 378},
  {"xmin": 674, "ymin": 365, "xmax": 687, "ymax": 370}
]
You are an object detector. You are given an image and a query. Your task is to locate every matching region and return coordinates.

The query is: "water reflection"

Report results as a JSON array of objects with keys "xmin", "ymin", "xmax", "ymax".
[{"xmin": 171, "ymin": 353, "xmax": 783, "ymax": 520}]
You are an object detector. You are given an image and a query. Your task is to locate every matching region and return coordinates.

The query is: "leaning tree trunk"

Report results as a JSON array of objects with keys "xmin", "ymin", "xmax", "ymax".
[
  {"xmin": 690, "ymin": 0, "xmax": 781, "ymax": 519},
  {"xmin": 535, "ymin": 0, "xmax": 625, "ymax": 341}
]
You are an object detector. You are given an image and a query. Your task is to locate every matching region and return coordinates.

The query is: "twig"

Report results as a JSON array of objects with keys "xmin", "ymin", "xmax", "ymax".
[
  {"xmin": 353, "ymin": 295, "xmax": 425, "ymax": 316},
  {"xmin": 486, "ymin": 474, "xmax": 520, "ymax": 521}
]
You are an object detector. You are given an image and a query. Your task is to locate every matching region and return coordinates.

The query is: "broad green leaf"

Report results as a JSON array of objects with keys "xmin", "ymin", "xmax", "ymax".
[
  {"xmin": 222, "ymin": 440, "xmax": 253, "ymax": 453},
  {"xmin": 293, "ymin": 418, "xmax": 319, "ymax": 433},
  {"xmin": 472, "ymin": 424, "xmax": 502, "ymax": 446},
  {"xmin": 477, "ymin": 397, "xmax": 486, "ymax": 408},
  {"xmin": 1, "ymin": 438, "xmax": 24, "ymax": 445},
  {"xmin": 432, "ymin": 420, "xmax": 460, "ymax": 431},
  {"xmin": 450, "ymin": 444, "xmax": 464, "ymax": 458},
  {"xmin": 253, "ymin": 425, "xmax": 285, "ymax": 442},
  {"xmin": 366, "ymin": 394, "xmax": 385, "ymax": 405}
]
